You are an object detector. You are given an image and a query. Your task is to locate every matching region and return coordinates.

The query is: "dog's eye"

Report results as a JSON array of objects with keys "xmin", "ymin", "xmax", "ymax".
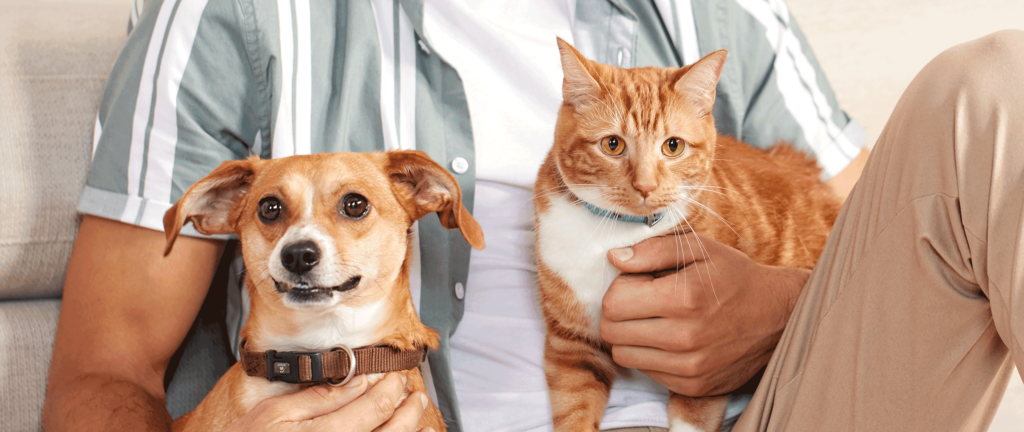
[
  {"xmin": 258, "ymin": 197, "xmax": 283, "ymax": 222},
  {"xmin": 341, "ymin": 194, "xmax": 370, "ymax": 219}
]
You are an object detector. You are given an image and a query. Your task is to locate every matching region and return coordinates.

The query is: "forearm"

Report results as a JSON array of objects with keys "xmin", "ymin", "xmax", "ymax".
[
  {"xmin": 826, "ymin": 148, "xmax": 869, "ymax": 201},
  {"xmin": 44, "ymin": 373, "xmax": 171, "ymax": 432}
]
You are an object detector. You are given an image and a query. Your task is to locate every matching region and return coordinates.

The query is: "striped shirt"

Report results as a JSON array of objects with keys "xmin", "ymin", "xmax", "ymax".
[{"xmin": 81, "ymin": 0, "xmax": 865, "ymax": 430}]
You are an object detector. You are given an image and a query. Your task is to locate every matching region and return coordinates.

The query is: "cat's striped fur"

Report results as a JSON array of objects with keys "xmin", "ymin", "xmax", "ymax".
[{"xmin": 533, "ymin": 39, "xmax": 840, "ymax": 432}]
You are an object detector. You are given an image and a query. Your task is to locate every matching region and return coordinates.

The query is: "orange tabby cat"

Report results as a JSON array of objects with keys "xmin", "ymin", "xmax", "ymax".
[{"xmin": 533, "ymin": 39, "xmax": 840, "ymax": 432}]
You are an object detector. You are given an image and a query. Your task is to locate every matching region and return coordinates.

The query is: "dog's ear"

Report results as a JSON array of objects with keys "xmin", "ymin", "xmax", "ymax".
[
  {"xmin": 386, "ymin": 150, "xmax": 485, "ymax": 250},
  {"xmin": 162, "ymin": 157, "xmax": 258, "ymax": 256}
]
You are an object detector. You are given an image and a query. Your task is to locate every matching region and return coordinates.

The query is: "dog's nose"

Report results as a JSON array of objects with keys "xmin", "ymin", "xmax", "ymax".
[{"xmin": 281, "ymin": 241, "xmax": 320, "ymax": 274}]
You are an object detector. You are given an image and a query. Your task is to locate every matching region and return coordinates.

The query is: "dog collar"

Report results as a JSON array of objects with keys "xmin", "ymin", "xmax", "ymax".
[
  {"xmin": 240, "ymin": 341, "xmax": 428, "ymax": 385},
  {"xmin": 579, "ymin": 199, "xmax": 666, "ymax": 227}
]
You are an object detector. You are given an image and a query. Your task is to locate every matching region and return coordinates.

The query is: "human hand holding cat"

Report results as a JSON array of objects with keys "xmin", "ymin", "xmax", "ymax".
[{"xmin": 600, "ymin": 234, "xmax": 811, "ymax": 397}]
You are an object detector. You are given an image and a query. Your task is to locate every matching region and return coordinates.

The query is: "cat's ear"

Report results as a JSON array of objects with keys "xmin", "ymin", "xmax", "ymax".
[
  {"xmin": 673, "ymin": 49, "xmax": 728, "ymax": 116},
  {"xmin": 556, "ymin": 37, "xmax": 602, "ymax": 107},
  {"xmin": 385, "ymin": 150, "xmax": 485, "ymax": 250}
]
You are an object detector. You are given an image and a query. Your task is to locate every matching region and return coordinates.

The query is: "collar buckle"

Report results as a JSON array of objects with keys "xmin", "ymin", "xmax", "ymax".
[{"xmin": 266, "ymin": 350, "xmax": 323, "ymax": 383}]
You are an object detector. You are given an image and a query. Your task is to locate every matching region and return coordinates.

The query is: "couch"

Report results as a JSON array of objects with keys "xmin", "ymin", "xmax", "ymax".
[{"xmin": 0, "ymin": 0, "xmax": 236, "ymax": 430}]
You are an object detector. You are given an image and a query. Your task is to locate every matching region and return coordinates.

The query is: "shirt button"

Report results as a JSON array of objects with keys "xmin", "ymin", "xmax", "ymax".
[
  {"xmin": 454, "ymin": 282, "xmax": 465, "ymax": 300},
  {"xmin": 451, "ymin": 157, "xmax": 469, "ymax": 174}
]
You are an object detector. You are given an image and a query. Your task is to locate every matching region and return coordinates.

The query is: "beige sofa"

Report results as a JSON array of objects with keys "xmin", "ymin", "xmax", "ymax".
[
  {"xmin": 0, "ymin": 1, "xmax": 124, "ymax": 429},
  {"xmin": 1, "ymin": 0, "xmax": 1021, "ymax": 431},
  {"xmin": 0, "ymin": 1, "xmax": 235, "ymax": 430}
]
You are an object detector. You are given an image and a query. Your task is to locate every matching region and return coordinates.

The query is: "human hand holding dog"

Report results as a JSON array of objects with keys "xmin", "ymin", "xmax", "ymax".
[
  {"xmin": 224, "ymin": 373, "xmax": 434, "ymax": 432},
  {"xmin": 601, "ymin": 234, "xmax": 811, "ymax": 397}
]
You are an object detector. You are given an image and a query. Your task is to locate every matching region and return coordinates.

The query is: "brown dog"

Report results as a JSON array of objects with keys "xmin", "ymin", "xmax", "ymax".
[{"xmin": 162, "ymin": 150, "xmax": 484, "ymax": 431}]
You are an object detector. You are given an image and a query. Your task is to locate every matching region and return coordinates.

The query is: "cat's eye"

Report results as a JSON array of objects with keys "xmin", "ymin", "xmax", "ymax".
[
  {"xmin": 341, "ymin": 193, "xmax": 370, "ymax": 219},
  {"xmin": 258, "ymin": 197, "xmax": 283, "ymax": 222},
  {"xmin": 600, "ymin": 136, "xmax": 625, "ymax": 157},
  {"xmin": 662, "ymin": 138, "xmax": 686, "ymax": 158}
]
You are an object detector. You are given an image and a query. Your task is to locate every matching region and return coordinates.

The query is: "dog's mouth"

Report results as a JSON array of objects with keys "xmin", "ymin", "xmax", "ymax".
[{"xmin": 274, "ymin": 276, "xmax": 362, "ymax": 301}]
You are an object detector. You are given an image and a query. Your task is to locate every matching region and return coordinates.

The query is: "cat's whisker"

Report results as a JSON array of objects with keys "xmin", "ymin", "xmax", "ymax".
[
  {"xmin": 677, "ymin": 185, "xmax": 756, "ymax": 205},
  {"xmin": 671, "ymin": 221, "xmax": 683, "ymax": 298},
  {"xmin": 521, "ymin": 185, "xmax": 615, "ymax": 206},
  {"xmin": 675, "ymin": 208, "xmax": 721, "ymax": 306},
  {"xmin": 579, "ymin": 93, "xmax": 626, "ymax": 127},
  {"xmin": 677, "ymin": 212, "xmax": 723, "ymax": 305},
  {"xmin": 672, "ymin": 199, "xmax": 725, "ymax": 271},
  {"xmin": 582, "ymin": 61, "xmax": 628, "ymax": 127},
  {"xmin": 679, "ymin": 195, "xmax": 743, "ymax": 241},
  {"xmin": 669, "ymin": 206, "xmax": 711, "ymax": 300}
]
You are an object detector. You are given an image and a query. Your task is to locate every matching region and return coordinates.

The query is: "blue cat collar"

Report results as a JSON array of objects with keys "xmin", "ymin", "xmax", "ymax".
[{"xmin": 579, "ymin": 200, "xmax": 666, "ymax": 227}]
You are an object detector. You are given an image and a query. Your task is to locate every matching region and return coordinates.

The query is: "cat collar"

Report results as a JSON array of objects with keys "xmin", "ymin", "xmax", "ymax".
[{"xmin": 579, "ymin": 200, "xmax": 666, "ymax": 227}]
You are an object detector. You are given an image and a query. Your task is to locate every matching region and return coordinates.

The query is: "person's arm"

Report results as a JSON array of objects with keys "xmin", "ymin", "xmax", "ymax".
[
  {"xmin": 43, "ymin": 216, "xmax": 224, "ymax": 430},
  {"xmin": 827, "ymin": 148, "xmax": 869, "ymax": 201},
  {"xmin": 42, "ymin": 2, "xmax": 259, "ymax": 426}
]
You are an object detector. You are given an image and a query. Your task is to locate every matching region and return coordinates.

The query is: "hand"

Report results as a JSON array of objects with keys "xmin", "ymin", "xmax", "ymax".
[
  {"xmin": 225, "ymin": 373, "xmax": 434, "ymax": 432},
  {"xmin": 600, "ymin": 234, "xmax": 810, "ymax": 397}
]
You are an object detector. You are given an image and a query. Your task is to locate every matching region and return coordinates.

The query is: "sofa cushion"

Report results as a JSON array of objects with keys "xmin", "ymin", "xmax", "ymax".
[
  {"xmin": 0, "ymin": 299, "xmax": 60, "ymax": 431},
  {"xmin": 0, "ymin": 0, "xmax": 128, "ymax": 299}
]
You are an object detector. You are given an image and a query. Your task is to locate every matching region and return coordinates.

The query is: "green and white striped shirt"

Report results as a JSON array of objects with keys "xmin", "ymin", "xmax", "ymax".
[{"xmin": 80, "ymin": 0, "xmax": 864, "ymax": 430}]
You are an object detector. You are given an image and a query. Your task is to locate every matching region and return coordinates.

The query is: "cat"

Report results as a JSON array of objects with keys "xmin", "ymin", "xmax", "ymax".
[{"xmin": 533, "ymin": 38, "xmax": 841, "ymax": 432}]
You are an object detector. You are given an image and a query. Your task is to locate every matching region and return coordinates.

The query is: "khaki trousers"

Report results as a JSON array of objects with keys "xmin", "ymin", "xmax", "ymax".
[{"xmin": 735, "ymin": 30, "xmax": 1024, "ymax": 432}]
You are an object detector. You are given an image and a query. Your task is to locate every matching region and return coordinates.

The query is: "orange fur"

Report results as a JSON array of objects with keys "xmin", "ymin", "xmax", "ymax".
[
  {"xmin": 535, "ymin": 39, "xmax": 839, "ymax": 431},
  {"xmin": 164, "ymin": 151, "xmax": 483, "ymax": 432}
]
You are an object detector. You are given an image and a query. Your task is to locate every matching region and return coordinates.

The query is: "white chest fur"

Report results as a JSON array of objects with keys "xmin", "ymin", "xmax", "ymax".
[
  {"xmin": 536, "ymin": 194, "xmax": 685, "ymax": 337},
  {"xmin": 260, "ymin": 298, "xmax": 388, "ymax": 352}
]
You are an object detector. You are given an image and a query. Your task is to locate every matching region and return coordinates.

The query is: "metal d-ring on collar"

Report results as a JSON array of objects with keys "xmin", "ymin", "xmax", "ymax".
[
  {"xmin": 241, "ymin": 339, "xmax": 429, "ymax": 385},
  {"xmin": 579, "ymin": 199, "xmax": 666, "ymax": 227},
  {"xmin": 327, "ymin": 344, "xmax": 357, "ymax": 387}
]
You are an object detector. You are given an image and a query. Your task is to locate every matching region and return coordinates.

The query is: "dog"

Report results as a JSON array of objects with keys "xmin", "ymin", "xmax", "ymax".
[{"xmin": 162, "ymin": 150, "xmax": 484, "ymax": 431}]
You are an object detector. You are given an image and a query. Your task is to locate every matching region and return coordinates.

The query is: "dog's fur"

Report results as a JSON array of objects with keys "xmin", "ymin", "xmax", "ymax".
[{"xmin": 163, "ymin": 150, "xmax": 484, "ymax": 431}]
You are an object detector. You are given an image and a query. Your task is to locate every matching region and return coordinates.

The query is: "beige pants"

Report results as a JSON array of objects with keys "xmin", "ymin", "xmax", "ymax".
[{"xmin": 734, "ymin": 30, "xmax": 1024, "ymax": 431}]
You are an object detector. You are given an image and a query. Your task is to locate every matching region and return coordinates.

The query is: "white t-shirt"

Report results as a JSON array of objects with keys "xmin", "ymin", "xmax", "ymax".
[{"xmin": 424, "ymin": 2, "xmax": 672, "ymax": 430}]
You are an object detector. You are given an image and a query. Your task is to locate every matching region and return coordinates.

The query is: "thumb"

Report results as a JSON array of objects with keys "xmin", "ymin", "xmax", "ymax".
[
  {"xmin": 607, "ymin": 233, "xmax": 709, "ymax": 273},
  {"xmin": 268, "ymin": 375, "xmax": 369, "ymax": 422}
]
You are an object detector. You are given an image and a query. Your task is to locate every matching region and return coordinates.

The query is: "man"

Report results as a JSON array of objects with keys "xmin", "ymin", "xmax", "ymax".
[{"xmin": 50, "ymin": 1, "xmax": 1021, "ymax": 432}]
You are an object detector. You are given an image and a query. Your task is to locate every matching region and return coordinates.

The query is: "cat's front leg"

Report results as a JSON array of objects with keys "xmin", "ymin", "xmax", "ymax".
[
  {"xmin": 668, "ymin": 392, "xmax": 728, "ymax": 432},
  {"xmin": 544, "ymin": 326, "xmax": 616, "ymax": 432}
]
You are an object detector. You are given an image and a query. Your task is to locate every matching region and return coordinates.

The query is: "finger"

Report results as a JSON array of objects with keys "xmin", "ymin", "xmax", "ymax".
[
  {"xmin": 615, "ymin": 273, "xmax": 655, "ymax": 283},
  {"xmin": 600, "ymin": 317, "xmax": 702, "ymax": 351},
  {"xmin": 603, "ymin": 269, "xmax": 709, "ymax": 321},
  {"xmin": 263, "ymin": 375, "xmax": 368, "ymax": 422},
  {"xmin": 608, "ymin": 232, "xmax": 713, "ymax": 273},
  {"xmin": 319, "ymin": 372, "xmax": 408, "ymax": 430},
  {"xmin": 640, "ymin": 369, "xmax": 712, "ymax": 397},
  {"xmin": 609, "ymin": 345, "xmax": 705, "ymax": 378},
  {"xmin": 374, "ymin": 392, "xmax": 428, "ymax": 432}
]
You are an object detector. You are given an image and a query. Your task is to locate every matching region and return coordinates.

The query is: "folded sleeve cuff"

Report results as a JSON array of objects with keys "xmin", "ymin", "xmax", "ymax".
[{"xmin": 78, "ymin": 185, "xmax": 236, "ymax": 240}]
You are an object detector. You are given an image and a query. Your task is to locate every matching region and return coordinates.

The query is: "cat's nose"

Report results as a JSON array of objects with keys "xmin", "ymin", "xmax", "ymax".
[{"xmin": 633, "ymin": 182, "xmax": 657, "ymax": 198}]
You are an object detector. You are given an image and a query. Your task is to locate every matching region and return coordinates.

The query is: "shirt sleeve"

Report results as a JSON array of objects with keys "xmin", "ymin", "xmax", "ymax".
[
  {"xmin": 712, "ymin": 0, "xmax": 867, "ymax": 179},
  {"xmin": 80, "ymin": 0, "xmax": 265, "ymax": 238}
]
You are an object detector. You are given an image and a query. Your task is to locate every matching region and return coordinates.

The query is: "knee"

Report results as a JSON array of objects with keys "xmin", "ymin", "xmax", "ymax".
[{"xmin": 922, "ymin": 30, "xmax": 1024, "ymax": 94}]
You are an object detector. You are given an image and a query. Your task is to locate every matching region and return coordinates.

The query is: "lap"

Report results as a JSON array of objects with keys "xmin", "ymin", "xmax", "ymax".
[{"xmin": 735, "ymin": 30, "xmax": 1024, "ymax": 432}]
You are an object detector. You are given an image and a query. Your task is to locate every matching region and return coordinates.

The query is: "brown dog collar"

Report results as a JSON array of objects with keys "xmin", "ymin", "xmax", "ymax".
[{"xmin": 240, "ymin": 341, "xmax": 428, "ymax": 385}]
